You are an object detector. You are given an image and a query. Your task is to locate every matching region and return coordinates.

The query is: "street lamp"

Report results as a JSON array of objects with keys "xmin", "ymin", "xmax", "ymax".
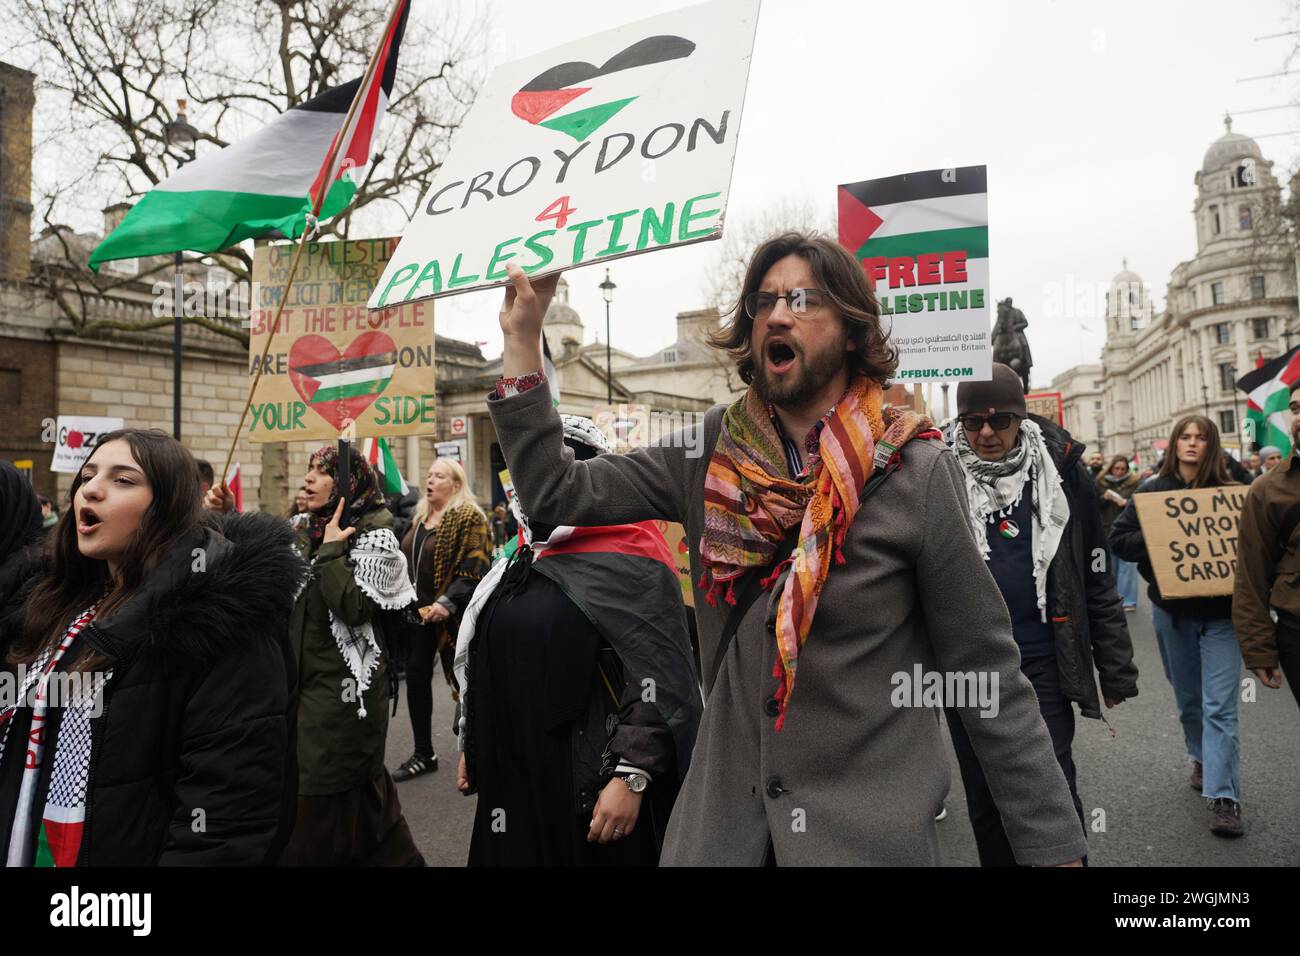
[
  {"xmin": 1200, "ymin": 382, "xmax": 1210, "ymax": 417},
  {"xmin": 1094, "ymin": 411, "xmax": 1105, "ymax": 458},
  {"xmin": 164, "ymin": 99, "xmax": 200, "ymax": 441},
  {"xmin": 599, "ymin": 269, "xmax": 616, "ymax": 404}
]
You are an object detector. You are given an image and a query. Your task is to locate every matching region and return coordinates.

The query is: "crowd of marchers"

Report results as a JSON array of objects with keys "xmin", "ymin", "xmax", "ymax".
[{"xmin": 0, "ymin": 233, "xmax": 1296, "ymax": 866}]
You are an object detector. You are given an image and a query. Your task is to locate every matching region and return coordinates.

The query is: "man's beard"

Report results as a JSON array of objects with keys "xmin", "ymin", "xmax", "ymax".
[{"xmin": 751, "ymin": 333, "xmax": 850, "ymax": 409}]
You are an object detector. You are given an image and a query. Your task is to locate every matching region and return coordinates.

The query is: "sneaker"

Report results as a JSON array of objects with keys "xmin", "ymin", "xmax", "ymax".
[
  {"xmin": 1190, "ymin": 760, "xmax": 1203, "ymax": 792},
  {"xmin": 1209, "ymin": 798, "xmax": 1243, "ymax": 837},
  {"xmin": 935, "ymin": 805, "xmax": 947, "ymax": 822},
  {"xmin": 1123, "ymin": 605, "xmax": 1137, "ymax": 613},
  {"xmin": 393, "ymin": 752, "xmax": 438, "ymax": 782}
]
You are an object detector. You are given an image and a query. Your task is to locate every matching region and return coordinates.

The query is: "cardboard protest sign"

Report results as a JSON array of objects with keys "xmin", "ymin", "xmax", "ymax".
[
  {"xmin": 838, "ymin": 165, "xmax": 991, "ymax": 383},
  {"xmin": 1025, "ymin": 391, "xmax": 1064, "ymax": 426},
  {"xmin": 1132, "ymin": 486, "xmax": 1244, "ymax": 598},
  {"xmin": 368, "ymin": 0, "xmax": 760, "ymax": 308},
  {"xmin": 51, "ymin": 416, "xmax": 125, "ymax": 473},
  {"xmin": 248, "ymin": 238, "xmax": 435, "ymax": 442}
]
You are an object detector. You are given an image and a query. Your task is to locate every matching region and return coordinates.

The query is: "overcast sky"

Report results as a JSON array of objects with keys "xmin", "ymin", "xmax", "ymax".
[{"xmin": 428, "ymin": 0, "xmax": 1300, "ymax": 387}]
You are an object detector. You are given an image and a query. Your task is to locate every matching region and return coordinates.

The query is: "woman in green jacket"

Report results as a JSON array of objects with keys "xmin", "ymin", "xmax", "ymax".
[{"xmin": 219, "ymin": 446, "xmax": 425, "ymax": 865}]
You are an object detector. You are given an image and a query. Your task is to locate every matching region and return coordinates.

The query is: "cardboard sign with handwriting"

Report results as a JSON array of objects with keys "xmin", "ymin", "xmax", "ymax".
[{"xmin": 1132, "ymin": 486, "xmax": 1244, "ymax": 598}]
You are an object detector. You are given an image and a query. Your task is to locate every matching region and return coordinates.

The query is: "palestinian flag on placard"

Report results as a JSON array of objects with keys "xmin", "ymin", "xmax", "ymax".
[
  {"xmin": 510, "ymin": 35, "xmax": 696, "ymax": 143},
  {"xmin": 1237, "ymin": 345, "xmax": 1300, "ymax": 455},
  {"xmin": 527, "ymin": 521, "xmax": 701, "ymax": 776},
  {"xmin": 88, "ymin": 0, "xmax": 410, "ymax": 270},
  {"xmin": 837, "ymin": 165, "xmax": 989, "ymax": 284},
  {"xmin": 362, "ymin": 436, "xmax": 408, "ymax": 495}
]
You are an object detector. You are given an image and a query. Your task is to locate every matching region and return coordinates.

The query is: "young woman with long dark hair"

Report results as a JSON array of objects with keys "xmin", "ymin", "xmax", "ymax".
[
  {"xmin": 1110, "ymin": 415, "xmax": 1245, "ymax": 836},
  {"xmin": 0, "ymin": 429, "xmax": 301, "ymax": 865}
]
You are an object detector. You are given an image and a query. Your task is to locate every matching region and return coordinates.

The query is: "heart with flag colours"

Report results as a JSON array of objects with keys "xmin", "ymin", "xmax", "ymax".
[{"xmin": 288, "ymin": 331, "xmax": 398, "ymax": 430}]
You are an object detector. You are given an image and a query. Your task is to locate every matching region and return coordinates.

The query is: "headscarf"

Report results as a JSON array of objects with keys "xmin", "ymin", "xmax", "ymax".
[{"xmin": 304, "ymin": 444, "xmax": 390, "ymax": 551}]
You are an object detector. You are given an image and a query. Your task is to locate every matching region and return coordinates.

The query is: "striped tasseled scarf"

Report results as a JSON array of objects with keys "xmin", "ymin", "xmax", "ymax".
[{"xmin": 700, "ymin": 377, "xmax": 935, "ymax": 729}]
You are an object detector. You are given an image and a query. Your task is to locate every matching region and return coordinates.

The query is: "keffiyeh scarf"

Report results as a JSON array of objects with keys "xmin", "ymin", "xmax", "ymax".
[
  {"xmin": 699, "ymin": 377, "xmax": 935, "ymax": 729},
  {"xmin": 296, "ymin": 522, "xmax": 417, "ymax": 718},
  {"xmin": 951, "ymin": 417, "xmax": 1070, "ymax": 622}
]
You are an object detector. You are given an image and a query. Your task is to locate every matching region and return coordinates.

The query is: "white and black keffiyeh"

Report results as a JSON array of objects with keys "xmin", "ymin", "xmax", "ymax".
[
  {"xmin": 325, "ymin": 527, "xmax": 417, "ymax": 718},
  {"xmin": 952, "ymin": 417, "xmax": 1070, "ymax": 622}
]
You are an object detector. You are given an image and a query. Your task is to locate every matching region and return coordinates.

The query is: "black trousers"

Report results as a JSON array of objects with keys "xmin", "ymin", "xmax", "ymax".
[
  {"xmin": 402, "ymin": 620, "xmax": 455, "ymax": 757},
  {"xmin": 945, "ymin": 653, "xmax": 1087, "ymax": 867}
]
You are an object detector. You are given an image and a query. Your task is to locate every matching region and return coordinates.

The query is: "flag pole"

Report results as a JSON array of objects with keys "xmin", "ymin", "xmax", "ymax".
[{"xmin": 218, "ymin": 0, "xmax": 406, "ymax": 495}]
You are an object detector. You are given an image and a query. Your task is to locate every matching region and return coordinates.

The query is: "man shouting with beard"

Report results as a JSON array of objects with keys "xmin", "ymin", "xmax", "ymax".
[{"xmin": 486, "ymin": 232, "xmax": 1086, "ymax": 866}]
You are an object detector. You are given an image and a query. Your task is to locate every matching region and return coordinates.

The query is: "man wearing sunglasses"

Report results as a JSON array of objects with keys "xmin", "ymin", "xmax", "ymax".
[
  {"xmin": 944, "ymin": 363, "xmax": 1137, "ymax": 866},
  {"xmin": 485, "ymin": 234, "xmax": 1089, "ymax": 867}
]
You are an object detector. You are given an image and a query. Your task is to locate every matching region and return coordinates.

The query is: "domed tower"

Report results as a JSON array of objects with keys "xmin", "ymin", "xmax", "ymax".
[
  {"xmin": 543, "ymin": 277, "xmax": 585, "ymax": 357},
  {"xmin": 1106, "ymin": 259, "xmax": 1154, "ymax": 337},
  {"xmin": 1193, "ymin": 114, "xmax": 1277, "ymax": 252}
]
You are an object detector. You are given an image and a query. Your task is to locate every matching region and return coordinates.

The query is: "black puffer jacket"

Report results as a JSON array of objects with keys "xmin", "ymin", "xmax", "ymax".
[
  {"xmin": 1109, "ymin": 472, "xmax": 1235, "ymax": 620},
  {"xmin": 0, "ymin": 512, "xmax": 303, "ymax": 866}
]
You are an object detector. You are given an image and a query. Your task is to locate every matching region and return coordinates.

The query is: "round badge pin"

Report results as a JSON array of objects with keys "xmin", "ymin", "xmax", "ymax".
[{"xmin": 998, "ymin": 519, "xmax": 1020, "ymax": 539}]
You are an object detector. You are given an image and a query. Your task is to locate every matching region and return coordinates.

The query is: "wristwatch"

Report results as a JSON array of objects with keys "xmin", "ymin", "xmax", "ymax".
[{"xmin": 618, "ymin": 772, "xmax": 649, "ymax": 794}]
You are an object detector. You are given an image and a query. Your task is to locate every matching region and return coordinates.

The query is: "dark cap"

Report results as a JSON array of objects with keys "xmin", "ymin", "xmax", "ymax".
[{"xmin": 956, "ymin": 363, "xmax": 1028, "ymax": 418}]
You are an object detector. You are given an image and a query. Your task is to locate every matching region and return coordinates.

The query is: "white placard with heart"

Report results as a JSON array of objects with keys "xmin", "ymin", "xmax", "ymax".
[{"xmin": 369, "ymin": 0, "xmax": 760, "ymax": 309}]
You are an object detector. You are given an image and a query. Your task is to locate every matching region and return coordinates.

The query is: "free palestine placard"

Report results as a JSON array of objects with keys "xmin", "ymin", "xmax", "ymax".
[
  {"xmin": 838, "ymin": 165, "xmax": 991, "ymax": 383},
  {"xmin": 368, "ymin": 0, "xmax": 760, "ymax": 308},
  {"xmin": 248, "ymin": 238, "xmax": 436, "ymax": 442}
]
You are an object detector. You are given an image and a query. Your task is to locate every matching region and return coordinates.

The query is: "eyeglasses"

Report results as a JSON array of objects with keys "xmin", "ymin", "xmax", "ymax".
[
  {"xmin": 960, "ymin": 413, "xmax": 1018, "ymax": 433},
  {"xmin": 743, "ymin": 288, "xmax": 832, "ymax": 320}
]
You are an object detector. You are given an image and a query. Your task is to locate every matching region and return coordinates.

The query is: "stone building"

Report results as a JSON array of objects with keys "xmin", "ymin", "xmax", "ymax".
[
  {"xmin": 1090, "ymin": 117, "xmax": 1299, "ymax": 464},
  {"xmin": 1050, "ymin": 363, "xmax": 1104, "ymax": 454}
]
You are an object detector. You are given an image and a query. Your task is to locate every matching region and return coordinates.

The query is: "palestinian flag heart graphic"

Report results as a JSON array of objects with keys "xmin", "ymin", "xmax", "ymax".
[
  {"xmin": 288, "ymin": 332, "xmax": 397, "ymax": 430},
  {"xmin": 511, "ymin": 34, "xmax": 695, "ymax": 142}
]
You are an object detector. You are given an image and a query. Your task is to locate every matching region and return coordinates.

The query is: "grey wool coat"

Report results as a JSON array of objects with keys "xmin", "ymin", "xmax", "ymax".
[{"xmin": 489, "ymin": 384, "xmax": 1089, "ymax": 866}]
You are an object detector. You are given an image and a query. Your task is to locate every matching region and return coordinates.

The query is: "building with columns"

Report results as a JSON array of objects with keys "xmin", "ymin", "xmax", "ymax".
[
  {"xmin": 1051, "ymin": 363, "xmax": 1104, "ymax": 454},
  {"xmin": 1091, "ymin": 117, "xmax": 1299, "ymax": 464}
]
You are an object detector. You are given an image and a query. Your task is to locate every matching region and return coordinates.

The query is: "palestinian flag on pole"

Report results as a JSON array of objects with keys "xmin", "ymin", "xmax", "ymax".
[
  {"xmin": 362, "ymin": 436, "xmax": 408, "ymax": 495},
  {"xmin": 838, "ymin": 166, "xmax": 989, "ymax": 279},
  {"xmin": 88, "ymin": 0, "xmax": 410, "ymax": 271},
  {"xmin": 224, "ymin": 461, "xmax": 243, "ymax": 512},
  {"xmin": 1237, "ymin": 345, "xmax": 1300, "ymax": 455}
]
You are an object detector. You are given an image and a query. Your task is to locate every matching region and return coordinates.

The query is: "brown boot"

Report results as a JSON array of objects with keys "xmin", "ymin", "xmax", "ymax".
[
  {"xmin": 1209, "ymin": 798, "xmax": 1243, "ymax": 837},
  {"xmin": 1190, "ymin": 760, "xmax": 1203, "ymax": 792}
]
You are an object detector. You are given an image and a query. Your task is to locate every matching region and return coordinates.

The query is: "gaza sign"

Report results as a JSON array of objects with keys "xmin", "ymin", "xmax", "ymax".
[{"xmin": 369, "ymin": 0, "xmax": 760, "ymax": 308}]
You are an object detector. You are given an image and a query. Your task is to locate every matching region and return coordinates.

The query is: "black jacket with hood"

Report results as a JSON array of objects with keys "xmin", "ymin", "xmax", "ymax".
[
  {"xmin": 0, "ymin": 512, "xmax": 303, "ymax": 866},
  {"xmin": 948, "ymin": 414, "xmax": 1139, "ymax": 718}
]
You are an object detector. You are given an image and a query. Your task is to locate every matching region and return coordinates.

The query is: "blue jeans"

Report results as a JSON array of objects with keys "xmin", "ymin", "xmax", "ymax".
[
  {"xmin": 1114, "ymin": 558, "xmax": 1139, "ymax": 608},
  {"xmin": 1151, "ymin": 606, "xmax": 1242, "ymax": 800}
]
